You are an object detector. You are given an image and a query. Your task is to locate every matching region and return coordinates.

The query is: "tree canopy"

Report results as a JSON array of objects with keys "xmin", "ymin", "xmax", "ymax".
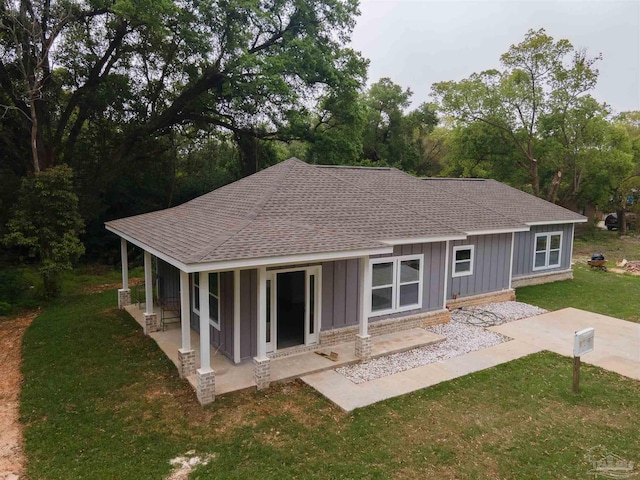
[
  {"xmin": 0, "ymin": 0, "xmax": 366, "ymax": 175},
  {"xmin": 431, "ymin": 28, "xmax": 635, "ymax": 206}
]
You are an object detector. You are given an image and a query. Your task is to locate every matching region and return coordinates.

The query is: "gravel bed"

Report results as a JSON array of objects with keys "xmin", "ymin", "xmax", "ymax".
[{"xmin": 336, "ymin": 301, "xmax": 547, "ymax": 384}]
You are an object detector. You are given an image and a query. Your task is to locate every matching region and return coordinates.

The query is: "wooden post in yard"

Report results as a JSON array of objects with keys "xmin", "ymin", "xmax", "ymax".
[{"xmin": 573, "ymin": 356, "xmax": 581, "ymax": 393}]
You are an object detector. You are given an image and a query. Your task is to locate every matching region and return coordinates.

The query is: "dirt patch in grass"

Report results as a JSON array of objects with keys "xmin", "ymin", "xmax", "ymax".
[
  {"xmin": 82, "ymin": 277, "xmax": 143, "ymax": 294},
  {"xmin": 0, "ymin": 310, "xmax": 39, "ymax": 480}
]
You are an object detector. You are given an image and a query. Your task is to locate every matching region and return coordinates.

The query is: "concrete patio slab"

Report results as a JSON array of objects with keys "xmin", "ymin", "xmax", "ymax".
[
  {"xmin": 124, "ymin": 304, "xmax": 444, "ymax": 396},
  {"xmin": 490, "ymin": 308, "xmax": 640, "ymax": 380}
]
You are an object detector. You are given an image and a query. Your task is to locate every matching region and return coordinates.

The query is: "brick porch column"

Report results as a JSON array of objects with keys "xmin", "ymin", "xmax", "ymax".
[
  {"xmin": 196, "ymin": 368, "xmax": 216, "ymax": 405},
  {"xmin": 355, "ymin": 334, "xmax": 372, "ymax": 359},
  {"xmin": 254, "ymin": 357, "xmax": 271, "ymax": 390}
]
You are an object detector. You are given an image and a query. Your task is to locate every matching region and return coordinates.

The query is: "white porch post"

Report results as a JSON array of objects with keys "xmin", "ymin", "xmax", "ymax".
[
  {"xmin": 178, "ymin": 270, "xmax": 195, "ymax": 378},
  {"xmin": 117, "ymin": 238, "xmax": 131, "ymax": 309},
  {"xmin": 443, "ymin": 240, "xmax": 450, "ymax": 309},
  {"xmin": 144, "ymin": 251, "xmax": 153, "ymax": 314},
  {"xmin": 198, "ymin": 272, "xmax": 211, "ymax": 371},
  {"xmin": 508, "ymin": 233, "xmax": 515, "ymax": 290},
  {"xmin": 233, "ymin": 270, "xmax": 241, "ymax": 364},
  {"xmin": 196, "ymin": 271, "xmax": 216, "ymax": 404},
  {"xmin": 142, "ymin": 251, "xmax": 159, "ymax": 334},
  {"xmin": 356, "ymin": 256, "xmax": 372, "ymax": 359},
  {"xmin": 254, "ymin": 267, "xmax": 271, "ymax": 390}
]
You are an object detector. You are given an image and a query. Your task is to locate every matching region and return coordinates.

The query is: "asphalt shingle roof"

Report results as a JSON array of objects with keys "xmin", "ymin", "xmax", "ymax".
[
  {"xmin": 421, "ymin": 178, "xmax": 586, "ymax": 225},
  {"xmin": 105, "ymin": 158, "xmax": 585, "ymax": 267}
]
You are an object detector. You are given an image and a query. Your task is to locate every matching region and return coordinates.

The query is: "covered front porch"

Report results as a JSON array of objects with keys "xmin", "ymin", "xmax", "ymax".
[
  {"xmin": 114, "ymin": 235, "xmax": 394, "ymax": 405},
  {"xmin": 124, "ymin": 303, "xmax": 444, "ymax": 396}
]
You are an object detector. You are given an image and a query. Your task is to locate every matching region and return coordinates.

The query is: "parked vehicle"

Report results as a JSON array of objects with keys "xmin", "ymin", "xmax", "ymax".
[{"xmin": 604, "ymin": 212, "xmax": 637, "ymax": 231}]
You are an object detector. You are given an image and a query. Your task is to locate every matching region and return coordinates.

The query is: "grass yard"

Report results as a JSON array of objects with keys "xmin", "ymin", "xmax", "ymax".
[
  {"xmin": 573, "ymin": 228, "xmax": 640, "ymax": 262},
  {"xmin": 20, "ymin": 280, "xmax": 640, "ymax": 479},
  {"xmin": 517, "ymin": 264, "xmax": 640, "ymax": 323}
]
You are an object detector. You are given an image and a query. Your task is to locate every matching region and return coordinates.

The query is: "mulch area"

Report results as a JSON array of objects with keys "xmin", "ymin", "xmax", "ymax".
[{"xmin": 0, "ymin": 310, "xmax": 38, "ymax": 480}]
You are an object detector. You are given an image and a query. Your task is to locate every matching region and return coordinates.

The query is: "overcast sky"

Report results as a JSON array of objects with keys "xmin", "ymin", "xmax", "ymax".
[{"xmin": 350, "ymin": 0, "xmax": 640, "ymax": 114}]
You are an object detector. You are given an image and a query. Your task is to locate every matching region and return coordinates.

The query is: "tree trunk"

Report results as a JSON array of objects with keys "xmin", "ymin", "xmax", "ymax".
[
  {"xmin": 617, "ymin": 209, "xmax": 627, "ymax": 235},
  {"xmin": 29, "ymin": 100, "xmax": 40, "ymax": 172},
  {"xmin": 530, "ymin": 158, "xmax": 540, "ymax": 197},
  {"xmin": 235, "ymin": 131, "xmax": 260, "ymax": 177},
  {"xmin": 547, "ymin": 170, "xmax": 563, "ymax": 203}
]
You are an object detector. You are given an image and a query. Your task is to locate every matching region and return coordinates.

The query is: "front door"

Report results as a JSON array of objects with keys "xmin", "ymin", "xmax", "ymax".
[{"xmin": 265, "ymin": 266, "xmax": 321, "ymax": 353}]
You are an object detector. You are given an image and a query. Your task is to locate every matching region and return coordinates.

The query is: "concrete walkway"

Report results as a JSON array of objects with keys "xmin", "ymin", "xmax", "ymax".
[
  {"xmin": 302, "ymin": 308, "xmax": 640, "ymax": 412},
  {"xmin": 490, "ymin": 308, "xmax": 640, "ymax": 380}
]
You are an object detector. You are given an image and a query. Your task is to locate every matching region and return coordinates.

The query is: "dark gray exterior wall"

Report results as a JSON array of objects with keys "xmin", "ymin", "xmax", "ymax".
[
  {"xmin": 447, "ymin": 234, "xmax": 511, "ymax": 300},
  {"xmin": 157, "ymin": 259, "xmax": 180, "ymax": 302},
  {"xmin": 240, "ymin": 269, "xmax": 258, "ymax": 360},
  {"xmin": 321, "ymin": 259, "xmax": 360, "ymax": 331},
  {"xmin": 189, "ymin": 271, "xmax": 235, "ymax": 361},
  {"xmin": 512, "ymin": 223, "xmax": 574, "ymax": 278}
]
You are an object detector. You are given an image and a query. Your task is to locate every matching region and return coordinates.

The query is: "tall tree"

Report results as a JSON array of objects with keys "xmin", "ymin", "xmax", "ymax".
[
  {"xmin": 432, "ymin": 28, "xmax": 603, "ymax": 201},
  {"xmin": 361, "ymin": 78, "xmax": 438, "ymax": 172},
  {"xmin": 4, "ymin": 165, "xmax": 84, "ymax": 297},
  {"xmin": 0, "ymin": 0, "xmax": 367, "ymax": 176}
]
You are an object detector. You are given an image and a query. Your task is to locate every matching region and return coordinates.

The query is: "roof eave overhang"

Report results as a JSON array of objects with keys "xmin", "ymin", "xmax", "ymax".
[
  {"xmin": 381, "ymin": 234, "xmax": 467, "ymax": 246},
  {"xmin": 106, "ymin": 224, "xmax": 191, "ymax": 272},
  {"xmin": 526, "ymin": 218, "xmax": 587, "ymax": 226},
  {"xmin": 185, "ymin": 246, "xmax": 394, "ymax": 273},
  {"xmin": 106, "ymin": 224, "xmax": 393, "ymax": 273},
  {"xmin": 465, "ymin": 227, "xmax": 530, "ymax": 236}
]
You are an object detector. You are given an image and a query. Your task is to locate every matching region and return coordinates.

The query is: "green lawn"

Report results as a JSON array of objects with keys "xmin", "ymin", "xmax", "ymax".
[
  {"xmin": 20, "ymin": 277, "xmax": 640, "ymax": 479},
  {"xmin": 517, "ymin": 264, "xmax": 640, "ymax": 322},
  {"xmin": 573, "ymin": 228, "xmax": 640, "ymax": 262}
]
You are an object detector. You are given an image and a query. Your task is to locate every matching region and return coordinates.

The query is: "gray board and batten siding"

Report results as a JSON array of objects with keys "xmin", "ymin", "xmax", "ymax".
[
  {"xmin": 447, "ymin": 234, "xmax": 512, "ymax": 300},
  {"xmin": 189, "ymin": 271, "xmax": 235, "ymax": 361},
  {"xmin": 512, "ymin": 223, "xmax": 574, "ymax": 278},
  {"xmin": 321, "ymin": 242, "xmax": 447, "ymax": 329}
]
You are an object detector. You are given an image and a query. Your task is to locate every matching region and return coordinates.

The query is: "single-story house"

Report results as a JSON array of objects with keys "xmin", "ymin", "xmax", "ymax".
[{"xmin": 105, "ymin": 158, "xmax": 586, "ymax": 404}]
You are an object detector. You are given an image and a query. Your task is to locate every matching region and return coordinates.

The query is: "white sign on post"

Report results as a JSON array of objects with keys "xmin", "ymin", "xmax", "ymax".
[{"xmin": 574, "ymin": 328, "xmax": 595, "ymax": 357}]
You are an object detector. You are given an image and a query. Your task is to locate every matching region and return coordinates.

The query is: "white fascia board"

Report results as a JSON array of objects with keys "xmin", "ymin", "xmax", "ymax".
[
  {"xmin": 185, "ymin": 247, "xmax": 393, "ymax": 273},
  {"xmin": 106, "ymin": 224, "xmax": 393, "ymax": 273},
  {"xmin": 526, "ymin": 218, "xmax": 587, "ymax": 226},
  {"xmin": 466, "ymin": 227, "xmax": 530, "ymax": 236},
  {"xmin": 382, "ymin": 235, "xmax": 467, "ymax": 245},
  {"xmin": 105, "ymin": 225, "xmax": 190, "ymax": 272}
]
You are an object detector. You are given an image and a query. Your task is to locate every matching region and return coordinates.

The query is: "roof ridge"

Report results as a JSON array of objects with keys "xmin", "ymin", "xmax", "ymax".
[
  {"xmin": 390, "ymin": 168, "xmax": 530, "ymax": 231},
  {"xmin": 314, "ymin": 164, "xmax": 468, "ymax": 237},
  {"xmin": 189, "ymin": 159, "xmax": 300, "ymax": 263}
]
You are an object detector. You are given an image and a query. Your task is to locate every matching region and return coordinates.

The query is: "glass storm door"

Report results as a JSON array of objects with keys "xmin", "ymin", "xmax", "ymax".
[{"xmin": 265, "ymin": 266, "xmax": 321, "ymax": 353}]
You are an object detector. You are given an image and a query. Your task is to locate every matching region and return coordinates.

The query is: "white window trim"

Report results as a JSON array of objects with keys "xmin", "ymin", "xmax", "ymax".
[
  {"xmin": 369, "ymin": 254, "xmax": 423, "ymax": 317},
  {"xmin": 452, "ymin": 245, "xmax": 475, "ymax": 278},
  {"xmin": 192, "ymin": 272, "xmax": 221, "ymax": 330},
  {"xmin": 532, "ymin": 231, "xmax": 563, "ymax": 271}
]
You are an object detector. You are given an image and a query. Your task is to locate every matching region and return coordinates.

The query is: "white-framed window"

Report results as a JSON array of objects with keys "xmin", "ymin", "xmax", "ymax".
[
  {"xmin": 192, "ymin": 272, "xmax": 221, "ymax": 330},
  {"xmin": 533, "ymin": 232, "xmax": 563, "ymax": 271},
  {"xmin": 452, "ymin": 245, "xmax": 474, "ymax": 277},
  {"xmin": 370, "ymin": 255, "xmax": 423, "ymax": 316}
]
